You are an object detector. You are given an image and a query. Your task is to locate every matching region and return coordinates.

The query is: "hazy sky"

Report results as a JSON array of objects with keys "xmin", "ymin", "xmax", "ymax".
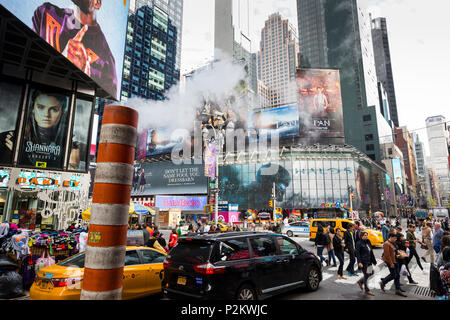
[{"xmin": 180, "ymin": 0, "xmax": 450, "ymax": 156}]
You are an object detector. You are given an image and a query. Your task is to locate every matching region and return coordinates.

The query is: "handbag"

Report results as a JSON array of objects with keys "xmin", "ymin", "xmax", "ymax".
[
  {"xmin": 397, "ymin": 250, "xmax": 409, "ymax": 259},
  {"xmin": 420, "ymin": 241, "xmax": 428, "ymax": 250},
  {"xmin": 34, "ymin": 250, "xmax": 55, "ymax": 273}
]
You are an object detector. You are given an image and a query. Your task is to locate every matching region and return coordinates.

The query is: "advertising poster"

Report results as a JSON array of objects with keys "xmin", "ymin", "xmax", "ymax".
[
  {"xmin": 0, "ymin": 81, "xmax": 23, "ymax": 166},
  {"xmin": 392, "ymin": 158, "xmax": 404, "ymax": 195},
  {"xmin": 69, "ymin": 98, "xmax": 93, "ymax": 171},
  {"xmin": 156, "ymin": 196, "xmax": 207, "ymax": 211},
  {"xmin": 90, "ymin": 114, "xmax": 99, "ymax": 156},
  {"xmin": 297, "ymin": 69, "xmax": 344, "ymax": 138},
  {"xmin": 146, "ymin": 128, "xmax": 186, "ymax": 157},
  {"xmin": 1, "ymin": 0, "xmax": 129, "ymax": 100},
  {"xmin": 204, "ymin": 142, "xmax": 216, "ymax": 178},
  {"xmin": 132, "ymin": 162, "xmax": 208, "ymax": 196},
  {"xmin": 18, "ymin": 87, "xmax": 70, "ymax": 170},
  {"xmin": 247, "ymin": 105, "xmax": 300, "ymax": 142}
]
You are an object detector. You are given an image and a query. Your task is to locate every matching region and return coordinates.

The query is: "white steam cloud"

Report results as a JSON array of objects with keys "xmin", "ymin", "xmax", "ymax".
[{"xmin": 124, "ymin": 56, "xmax": 247, "ymax": 134}]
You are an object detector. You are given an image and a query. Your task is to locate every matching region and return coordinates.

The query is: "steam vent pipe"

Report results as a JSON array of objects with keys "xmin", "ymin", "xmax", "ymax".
[{"xmin": 80, "ymin": 105, "xmax": 138, "ymax": 300}]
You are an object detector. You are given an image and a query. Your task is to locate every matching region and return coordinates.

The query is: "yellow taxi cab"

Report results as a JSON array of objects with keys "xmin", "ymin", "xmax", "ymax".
[
  {"xmin": 309, "ymin": 218, "xmax": 384, "ymax": 247},
  {"xmin": 30, "ymin": 246, "xmax": 166, "ymax": 300}
]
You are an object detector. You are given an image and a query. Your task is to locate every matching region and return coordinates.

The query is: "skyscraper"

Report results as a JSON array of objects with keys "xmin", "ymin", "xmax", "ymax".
[
  {"xmin": 121, "ymin": 0, "xmax": 184, "ymax": 101},
  {"xmin": 257, "ymin": 13, "xmax": 299, "ymax": 108},
  {"xmin": 296, "ymin": 0, "xmax": 392, "ymax": 163},
  {"xmin": 371, "ymin": 17, "xmax": 399, "ymax": 127},
  {"xmin": 426, "ymin": 115, "xmax": 450, "ymax": 207}
]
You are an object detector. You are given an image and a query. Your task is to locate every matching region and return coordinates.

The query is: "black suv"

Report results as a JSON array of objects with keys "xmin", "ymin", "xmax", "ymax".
[{"xmin": 162, "ymin": 232, "xmax": 322, "ymax": 300}]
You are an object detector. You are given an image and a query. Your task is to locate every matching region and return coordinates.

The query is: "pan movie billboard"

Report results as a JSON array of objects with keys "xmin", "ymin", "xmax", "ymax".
[
  {"xmin": 392, "ymin": 158, "xmax": 404, "ymax": 195},
  {"xmin": 297, "ymin": 69, "xmax": 344, "ymax": 138},
  {"xmin": 247, "ymin": 105, "xmax": 300, "ymax": 142},
  {"xmin": 1, "ymin": 0, "xmax": 129, "ymax": 100}
]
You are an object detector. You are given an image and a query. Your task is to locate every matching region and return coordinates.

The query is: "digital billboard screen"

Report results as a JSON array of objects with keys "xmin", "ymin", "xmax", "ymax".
[
  {"xmin": 296, "ymin": 69, "xmax": 344, "ymax": 138},
  {"xmin": 392, "ymin": 158, "xmax": 404, "ymax": 195},
  {"xmin": 247, "ymin": 105, "xmax": 300, "ymax": 142},
  {"xmin": 132, "ymin": 161, "xmax": 207, "ymax": 196},
  {"xmin": 1, "ymin": 0, "xmax": 129, "ymax": 100},
  {"xmin": 145, "ymin": 128, "xmax": 187, "ymax": 157}
]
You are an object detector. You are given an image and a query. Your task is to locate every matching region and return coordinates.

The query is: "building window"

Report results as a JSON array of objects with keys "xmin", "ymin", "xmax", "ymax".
[
  {"xmin": 366, "ymin": 144, "xmax": 375, "ymax": 151},
  {"xmin": 388, "ymin": 148, "xmax": 393, "ymax": 155},
  {"xmin": 363, "ymin": 115, "xmax": 371, "ymax": 122},
  {"xmin": 365, "ymin": 134, "xmax": 374, "ymax": 141}
]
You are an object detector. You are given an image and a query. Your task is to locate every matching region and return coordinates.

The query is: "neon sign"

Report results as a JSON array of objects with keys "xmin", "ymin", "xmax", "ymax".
[{"xmin": 321, "ymin": 201, "xmax": 348, "ymax": 209}]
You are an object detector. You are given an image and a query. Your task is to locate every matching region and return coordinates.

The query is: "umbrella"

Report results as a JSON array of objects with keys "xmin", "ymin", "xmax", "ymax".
[
  {"xmin": 82, "ymin": 201, "xmax": 151, "ymax": 221},
  {"xmin": 374, "ymin": 211, "xmax": 384, "ymax": 217}
]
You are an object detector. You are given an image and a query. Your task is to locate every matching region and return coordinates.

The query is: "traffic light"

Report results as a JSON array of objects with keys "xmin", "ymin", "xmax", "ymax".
[
  {"xmin": 269, "ymin": 200, "xmax": 274, "ymax": 207},
  {"xmin": 351, "ymin": 193, "xmax": 355, "ymax": 201},
  {"xmin": 204, "ymin": 205, "xmax": 213, "ymax": 213}
]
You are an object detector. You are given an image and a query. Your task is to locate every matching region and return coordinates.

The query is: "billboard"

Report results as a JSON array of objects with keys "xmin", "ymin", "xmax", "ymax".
[
  {"xmin": 132, "ymin": 162, "xmax": 207, "ymax": 196},
  {"xmin": 0, "ymin": 81, "xmax": 23, "ymax": 166},
  {"xmin": 247, "ymin": 105, "xmax": 300, "ymax": 142},
  {"xmin": 1, "ymin": 0, "xmax": 129, "ymax": 100},
  {"xmin": 204, "ymin": 142, "xmax": 216, "ymax": 178},
  {"xmin": 18, "ymin": 87, "xmax": 71, "ymax": 170},
  {"xmin": 68, "ymin": 98, "xmax": 93, "ymax": 172},
  {"xmin": 296, "ymin": 69, "xmax": 344, "ymax": 138},
  {"xmin": 155, "ymin": 196, "xmax": 207, "ymax": 211},
  {"xmin": 392, "ymin": 158, "xmax": 404, "ymax": 195},
  {"xmin": 145, "ymin": 128, "xmax": 187, "ymax": 157}
]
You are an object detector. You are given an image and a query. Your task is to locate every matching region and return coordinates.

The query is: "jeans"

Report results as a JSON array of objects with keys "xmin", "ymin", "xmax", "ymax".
[
  {"xmin": 317, "ymin": 245, "xmax": 327, "ymax": 264},
  {"xmin": 346, "ymin": 250, "xmax": 356, "ymax": 274},
  {"xmin": 408, "ymin": 246, "xmax": 424, "ymax": 270},
  {"xmin": 358, "ymin": 264, "xmax": 374, "ymax": 292},
  {"xmin": 336, "ymin": 251, "xmax": 344, "ymax": 276},
  {"xmin": 398, "ymin": 259, "xmax": 414, "ymax": 283},
  {"xmin": 328, "ymin": 249, "xmax": 337, "ymax": 265},
  {"xmin": 381, "ymin": 263, "xmax": 401, "ymax": 290}
]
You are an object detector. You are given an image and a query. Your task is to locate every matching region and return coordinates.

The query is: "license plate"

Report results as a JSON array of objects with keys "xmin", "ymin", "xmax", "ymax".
[{"xmin": 177, "ymin": 276, "xmax": 187, "ymax": 286}]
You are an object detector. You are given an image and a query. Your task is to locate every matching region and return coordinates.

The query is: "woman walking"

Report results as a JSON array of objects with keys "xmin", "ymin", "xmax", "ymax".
[
  {"xmin": 406, "ymin": 224, "xmax": 425, "ymax": 273},
  {"xmin": 315, "ymin": 225, "xmax": 329, "ymax": 266},
  {"xmin": 355, "ymin": 231, "xmax": 377, "ymax": 296},
  {"xmin": 334, "ymin": 228, "xmax": 346, "ymax": 279},
  {"xmin": 422, "ymin": 222, "xmax": 435, "ymax": 264},
  {"xmin": 327, "ymin": 227, "xmax": 337, "ymax": 267},
  {"xmin": 396, "ymin": 233, "xmax": 418, "ymax": 285}
]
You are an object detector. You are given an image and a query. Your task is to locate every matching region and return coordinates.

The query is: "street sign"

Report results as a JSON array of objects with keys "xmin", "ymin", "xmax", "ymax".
[{"xmin": 209, "ymin": 198, "xmax": 215, "ymax": 204}]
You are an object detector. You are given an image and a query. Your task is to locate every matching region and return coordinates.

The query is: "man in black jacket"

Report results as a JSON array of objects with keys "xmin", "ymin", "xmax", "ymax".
[{"xmin": 344, "ymin": 223, "xmax": 358, "ymax": 276}]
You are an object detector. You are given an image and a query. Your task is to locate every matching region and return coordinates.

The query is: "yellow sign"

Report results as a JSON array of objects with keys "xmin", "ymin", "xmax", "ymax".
[
  {"xmin": 35, "ymin": 162, "xmax": 47, "ymax": 168},
  {"xmin": 89, "ymin": 232, "xmax": 101, "ymax": 243},
  {"xmin": 269, "ymin": 200, "xmax": 274, "ymax": 207},
  {"xmin": 276, "ymin": 207, "xmax": 282, "ymax": 214},
  {"xmin": 204, "ymin": 205, "xmax": 213, "ymax": 213}
]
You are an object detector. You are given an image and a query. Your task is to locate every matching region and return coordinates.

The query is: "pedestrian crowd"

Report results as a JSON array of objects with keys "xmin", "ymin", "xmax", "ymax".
[{"xmin": 314, "ymin": 215, "xmax": 450, "ymax": 299}]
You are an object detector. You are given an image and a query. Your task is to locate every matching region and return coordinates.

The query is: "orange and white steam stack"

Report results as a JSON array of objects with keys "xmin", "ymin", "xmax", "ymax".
[{"xmin": 80, "ymin": 105, "xmax": 138, "ymax": 300}]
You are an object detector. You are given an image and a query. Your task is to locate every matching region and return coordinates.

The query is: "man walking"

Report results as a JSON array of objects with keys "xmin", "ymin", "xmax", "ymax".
[
  {"xmin": 433, "ymin": 223, "xmax": 444, "ymax": 254},
  {"xmin": 379, "ymin": 233, "xmax": 407, "ymax": 297},
  {"xmin": 406, "ymin": 224, "xmax": 425, "ymax": 273},
  {"xmin": 344, "ymin": 223, "xmax": 358, "ymax": 276}
]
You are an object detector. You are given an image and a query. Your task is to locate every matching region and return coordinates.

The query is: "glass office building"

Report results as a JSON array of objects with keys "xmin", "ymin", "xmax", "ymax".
[{"xmin": 218, "ymin": 146, "xmax": 389, "ymax": 215}]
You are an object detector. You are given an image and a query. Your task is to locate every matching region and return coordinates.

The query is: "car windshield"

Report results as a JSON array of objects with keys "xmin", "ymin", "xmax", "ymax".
[{"xmin": 58, "ymin": 253, "xmax": 85, "ymax": 268}]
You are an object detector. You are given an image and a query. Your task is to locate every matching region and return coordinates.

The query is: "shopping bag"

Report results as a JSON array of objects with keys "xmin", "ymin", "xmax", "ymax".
[
  {"xmin": 400, "ymin": 264, "xmax": 410, "ymax": 276},
  {"xmin": 34, "ymin": 250, "xmax": 55, "ymax": 273}
]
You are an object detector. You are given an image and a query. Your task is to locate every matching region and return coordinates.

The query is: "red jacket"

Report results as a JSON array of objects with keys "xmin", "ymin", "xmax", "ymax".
[{"xmin": 169, "ymin": 233, "xmax": 178, "ymax": 248}]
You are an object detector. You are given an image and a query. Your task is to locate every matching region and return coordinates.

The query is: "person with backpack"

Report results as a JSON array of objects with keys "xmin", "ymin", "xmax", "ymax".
[
  {"xmin": 344, "ymin": 223, "xmax": 358, "ymax": 276},
  {"xmin": 355, "ymin": 231, "xmax": 377, "ymax": 296},
  {"xmin": 381, "ymin": 221, "xmax": 391, "ymax": 242},
  {"xmin": 314, "ymin": 225, "xmax": 329, "ymax": 266}
]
